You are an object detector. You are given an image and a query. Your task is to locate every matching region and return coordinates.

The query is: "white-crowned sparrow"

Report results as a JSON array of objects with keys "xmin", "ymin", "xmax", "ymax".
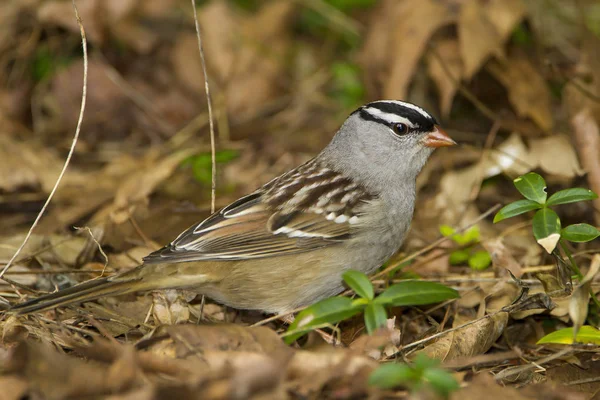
[{"xmin": 12, "ymin": 100, "xmax": 455, "ymax": 315}]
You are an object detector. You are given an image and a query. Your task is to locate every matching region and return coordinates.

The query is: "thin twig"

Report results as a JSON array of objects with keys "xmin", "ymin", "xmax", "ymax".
[
  {"xmin": 0, "ymin": 0, "xmax": 87, "ymax": 279},
  {"xmin": 74, "ymin": 226, "xmax": 108, "ymax": 276},
  {"xmin": 190, "ymin": 0, "xmax": 217, "ymax": 213}
]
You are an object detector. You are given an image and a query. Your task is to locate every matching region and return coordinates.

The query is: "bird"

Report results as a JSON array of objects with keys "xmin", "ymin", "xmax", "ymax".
[{"xmin": 11, "ymin": 100, "xmax": 455, "ymax": 315}]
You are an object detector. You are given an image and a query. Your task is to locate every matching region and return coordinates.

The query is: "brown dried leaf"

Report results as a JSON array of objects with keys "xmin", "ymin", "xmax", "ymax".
[
  {"xmin": 37, "ymin": 0, "xmax": 157, "ymax": 53},
  {"xmin": 37, "ymin": 0, "xmax": 105, "ymax": 44},
  {"xmin": 384, "ymin": 0, "xmax": 455, "ymax": 99},
  {"xmin": 152, "ymin": 290, "xmax": 192, "ymax": 325},
  {"xmin": 0, "ymin": 135, "xmax": 65, "ymax": 193},
  {"xmin": 195, "ymin": 1, "xmax": 295, "ymax": 117},
  {"xmin": 569, "ymin": 255, "xmax": 600, "ymax": 338},
  {"xmin": 0, "ymin": 233, "xmax": 88, "ymax": 266},
  {"xmin": 172, "ymin": 34, "xmax": 206, "ymax": 93},
  {"xmin": 482, "ymin": 238, "xmax": 523, "ymax": 278},
  {"xmin": 349, "ymin": 318, "xmax": 400, "ymax": 360},
  {"xmin": 529, "ymin": 135, "xmax": 584, "ymax": 178},
  {"xmin": 109, "ymin": 149, "xmax": 196, "ymax": 224},
  {"xmin": 546, "ymin": 356, "xmax": 600, "ymax": 395},
  {"xmin": 427, "ymin": 39, "xmax": 462, "ymax": 117},
  {"xmin": 459, "ymin": 0, "xmax": 526, "ymax": 79},
  {"xmin": 487, "ymin": 57, "xmax": 553, "ymax": 131},
  {"xmin": 0, "ymin": 376, "xmax": 28, "ymax": 400},
  {"xmin": 451, "ymin": 373, "xmax": 531, "ymax": 400},
  {"xmin": 359, "ymin": 0, "xmax": 404, "ymax": 96},
  {"xmin": 416, "ymin": 312, "xmax": 508, "ymax": 361},
  {"xmin": 571, "ymin": 109, "xmax": 600, "ymax": 223},
  {"xmin": 5, "ymin": 342, "xmax": 143, "ymax": 399},
  {"xmin": 154, "ymin": 324, "xmax": 292, "ymax": 360}
]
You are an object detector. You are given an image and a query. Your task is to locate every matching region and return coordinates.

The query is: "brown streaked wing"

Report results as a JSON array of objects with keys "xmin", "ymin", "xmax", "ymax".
[
  {"xmin": 143, "ymin": 159, "xmax": 376, "ymax": 264},
  {"xmin": 142, "ymin": 192, "xmax": 345, "ymax": 264}
]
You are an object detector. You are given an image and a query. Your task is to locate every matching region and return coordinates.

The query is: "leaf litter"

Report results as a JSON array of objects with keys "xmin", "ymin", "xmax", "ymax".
[{"xmin": 1, "ymin": 0, "xmax": 600, "ymax": 399}]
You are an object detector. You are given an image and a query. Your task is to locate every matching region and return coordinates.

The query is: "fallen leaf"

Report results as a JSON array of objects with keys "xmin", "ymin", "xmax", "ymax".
[
  {"xmin": 0, "ymin": 376, "xmax": 28, "ymax": 400},
  {"xmin": 458, "ymin": 0, "xmax": 526, "ymax": 79},
  {"xmin": 152, "ymin": 290, "xmax": 192, "ymax": 325},
  {"xmin": 37, "ymin": 0, "xmax": 105, "ymax": 44},
  {"xmin": 0, "ymin": 233, "xmax": 88, "ymax": 266},
  {"xmin": 384, "ymin": 0, "xmax": 455, "ymax": 99},
  {"xmin": 0, "ymin": 135, "xmax": 65, "ymax": 193},
  {"xmin": 109, "ymin": 148, "xmax": 197, "ymax": 224},
  {"xmin": 482, "ymin": 238, "xmax": 523, "ymax": 278},
  {"xmin": 487, "ymin": 57, "xmax": 553, "ymax": 131},
  {"xmin": 529, "ymin": 134, "xmax": 584, "ymax": 178},
  {"xmin": 570, "ymin": 109, "xmax": 600, "ymax": 223},
  {"xmin": 415, "ymin": 312, "xmax": 508, "ymax": 361},
  {"xmin": 196, "ymin": 1, "xmax": 295, "ymax": 117},
  {"xmin": 427, "ymin": 39, "xmax": 463, "ymax": 117},
  {"xmin": 359, "ymin": 0, "xmax": 403, "ymax": 96},
  {"xmin": 546, "ymin": 355, "xmax": 600, "ymax": 395}
]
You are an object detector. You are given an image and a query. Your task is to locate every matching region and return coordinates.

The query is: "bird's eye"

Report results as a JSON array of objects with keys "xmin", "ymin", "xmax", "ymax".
[{"xmin": 392, "ymin": 123, "xmax": 410, "ymax": 135}]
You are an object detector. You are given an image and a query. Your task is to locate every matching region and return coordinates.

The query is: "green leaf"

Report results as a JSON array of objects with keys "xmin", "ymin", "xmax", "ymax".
[
  {"xmin": 532, "ymin": 208, "xmax": 561, "ymax": 253},
  {"xmin": 369, "ymin": 363, "xmax": 415, "ymax": 389},
  {"xmin": 331, "ymin": 62, "xmax": 365, "ymax": 108},
  {"xmin": 449, "ymin": 250, "xmax": 470, "ymax": 265},
  {"xmin": 468, "ymin": 251, "xmax": 492, "ymax": 271},
  {"xmin": 412, "ymin": 353, "xmax": 440, "ymax": 370},
  {"xmin": 364, "ymin": 303, "xmax": 388, "ymax": 334},
  {"xmin": 284, "ymin": 297, "xmax": 362, "ymax": 343},
  {"xmin": 513, "ymin": 173, "xmax": 547, "ymax": 204},
  {"xmin": 537, "ymin": 326, "xmax": 600, "ymax": 345},
  {"xmin": 187, "ymin": 150, "xmax": 239, "ymax": 184},
  {"xmin": 493, "ymin": 199, "xmax": 542, "ymax": 223},
  {"xmin": 375, "ymin": 281, "xmax": 459, "ymax": 307},
  {"xmin": 423, "ymin": 368, "xmax": 460, "ymax": 396},
  {"xmin": 439, "ymin": 224, "xmax": 455, "ymax": 237},
  {"xmin": 561, "ymin": 223, "xmax": 600, "ymax": 243},
  {"xmin": 342, "ymin": 270, "xmax": 374, "ymax": 300},
  {"xmin": 547, "ymin": 188, "xmax": 598, "ymax": 206},
  {"xmin": 460, "ymin": 225, "xmax": 480, "ymax": 245}
]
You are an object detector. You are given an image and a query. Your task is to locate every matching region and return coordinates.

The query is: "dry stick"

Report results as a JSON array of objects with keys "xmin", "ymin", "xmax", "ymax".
[
  {"xmin": 190, "ymin": 0, "xmax": 217, "ymax": 214},
  {"xmin": 191, "ymin": 0, "xmax": 217, "ymax": 321},
  {"xmin": 74, "ymin": 226, "xmax": 109, "ymax": 276},
  {"xmin": 493, "ymin": 347, "xmax": 574, "ymax": 382},
  {"xmin": 400, "ymin": 307, "xmax": 508, "ymax": 354},
  {"xmin": 0, "ymin": 0, "xmax": 87, "ymax": 279}
]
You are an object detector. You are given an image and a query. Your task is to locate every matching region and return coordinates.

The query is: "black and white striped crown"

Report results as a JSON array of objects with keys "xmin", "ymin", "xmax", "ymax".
[{"xmin": 355, "ymin": 100, "xmax": 438, "ymax": 132}]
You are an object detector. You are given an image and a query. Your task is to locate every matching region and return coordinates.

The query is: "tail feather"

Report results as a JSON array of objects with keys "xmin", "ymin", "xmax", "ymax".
[{"xmin": 10, "ymin": 276, "xmax": 141, "ymax": 315}]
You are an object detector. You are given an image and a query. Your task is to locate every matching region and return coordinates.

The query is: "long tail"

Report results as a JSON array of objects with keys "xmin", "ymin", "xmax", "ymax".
[{"xmin": 9, "ymin": 275, "xmax": 142, "ymax": 315}]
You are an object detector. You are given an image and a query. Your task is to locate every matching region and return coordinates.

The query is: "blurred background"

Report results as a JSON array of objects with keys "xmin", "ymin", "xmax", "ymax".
[{"xmin": 1, "ymin": 0, "xmax": 599, "ymax": 292}]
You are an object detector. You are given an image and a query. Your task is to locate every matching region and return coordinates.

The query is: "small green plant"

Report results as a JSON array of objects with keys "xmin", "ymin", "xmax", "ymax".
[
  {"xmin": 537, "ymin": 325, "xmax": 600, "ymax": 345},
  {"xmin": 330, "ymin": 62, "xmax": 365, "ymax": 109},
  {"xmin": 369, "ymin": 354, "xmax": 459, "ymax": 398},
  {"xmin": 494, "ymin": 172, "xmax": 599, "ymax": 253},
  {"xmin": 439, "ymin": 225, "xmax": 491, "ymax": 270},
  {"xmin": 183, "ymin": 149, "xmax": 239, "ymax": 185},
  {"xmin": 283, "ymin": 270, "xmax": 458, "ymax": 343},
  {"xmin": 494, "ymin": 172, "xmax": 600, "ymax": 343}
]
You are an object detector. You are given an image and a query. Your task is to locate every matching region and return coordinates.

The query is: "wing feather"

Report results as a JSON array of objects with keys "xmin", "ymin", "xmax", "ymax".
[{"xmin": 143, "ymin": 160, "xmax": 375, "ymax": 264}]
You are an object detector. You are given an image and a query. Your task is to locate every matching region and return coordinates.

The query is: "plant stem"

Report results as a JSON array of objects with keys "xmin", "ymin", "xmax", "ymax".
[
  {"xmin": 561, "ymin": 240, "xmax": 600, "ymax": 310},
  {"xmin": 560, "ymin": 240, "xmax": 583, "ymax": 279}
]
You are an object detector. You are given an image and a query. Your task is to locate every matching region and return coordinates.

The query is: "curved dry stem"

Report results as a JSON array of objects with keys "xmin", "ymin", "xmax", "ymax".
[{"xmin": 0, "ymin": 0, "xmax": 87, "ymax": 279}]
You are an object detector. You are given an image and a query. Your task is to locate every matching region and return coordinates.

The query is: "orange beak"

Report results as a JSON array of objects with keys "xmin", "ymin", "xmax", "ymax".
[{"xmin": 423, "ymin": 125, "xmax": 456, "ymax": 148}]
